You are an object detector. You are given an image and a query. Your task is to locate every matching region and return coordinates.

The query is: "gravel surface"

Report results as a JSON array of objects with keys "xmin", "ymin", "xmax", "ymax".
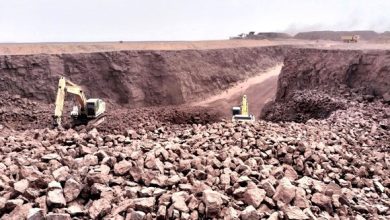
[{"xmin": 0, "ymin": 91, "xmax": 388, "ymax": 219}]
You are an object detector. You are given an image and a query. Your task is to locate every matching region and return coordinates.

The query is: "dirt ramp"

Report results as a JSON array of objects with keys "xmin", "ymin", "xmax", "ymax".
[{"xmin": 194, "ymin": 65, "xmax": 282, "ymax": 119}]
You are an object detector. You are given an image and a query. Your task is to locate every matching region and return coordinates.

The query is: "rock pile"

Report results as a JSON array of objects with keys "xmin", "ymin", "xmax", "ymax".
[
  {"xmin": 0, "ymin": 92, "xmax": 51, "ymax": 131},
  {"xmin": 0, "ymin": 91, "xmax": 222, "ymax": 135},
  {"xmin": 0, "ymin": 93, "xmax": 389, "ymax": 219},
  {"xmin": 261, "ymin": 90, "xmax": 347, "ymax": 123}
]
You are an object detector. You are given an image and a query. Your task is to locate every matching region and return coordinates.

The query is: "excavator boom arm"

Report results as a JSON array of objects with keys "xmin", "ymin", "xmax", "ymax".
[
  {"xmin": 241, "ymin": 95, "xmax": 249, "ymax": 116},
  {"xmin": 53, "ymin": 77, "xmax": 87, "ymax": 126}
]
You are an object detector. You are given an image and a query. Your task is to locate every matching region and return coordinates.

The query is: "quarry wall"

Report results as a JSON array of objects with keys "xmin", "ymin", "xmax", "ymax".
[
  {"xmin": 277, "ymin": 48, "xmax": 390, "ymax": 101},
  {"xmin": 0, "ymin": 47, "xmax": 284, "ymax": 108},
  {"xmin": 0, "ymin": 46, "xmax": 389, "ymax": 111}
]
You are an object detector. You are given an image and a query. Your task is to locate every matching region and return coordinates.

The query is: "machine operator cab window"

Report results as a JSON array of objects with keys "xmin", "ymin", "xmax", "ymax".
[{"xmin": 87, "ymin": 100, "xmax": 96, "ymax": 116}]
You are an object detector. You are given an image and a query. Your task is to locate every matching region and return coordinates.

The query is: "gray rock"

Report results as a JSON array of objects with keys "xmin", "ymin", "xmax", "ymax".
[
  {"xmin": 222, "ymin": 207, "xmax": 239, "ymax": 220},
  {"xmin": 157, "ymin": 205, "xmax": 167, "ymax": 220},
  {"xmin": 373, "ymin": 180, "xmax": 385, "ymax": 193},
  {"xmin": 127, "ymin": 209, "xmax": 146, "ymax": 220},
  {"xmin": 133, "ymin": 197, "xmax": 155, "ymax": 212},
  {"xmin": 267, "ymin": 212, "xmax": 279, "ymax": 220},
  {"xmin": 311, "ymin": 193, "xmax": 332, "ymax": 213},
  {"xmin": 6, "ymin": 203, "xmax": 32, "ymax": 220},
  {"xmin": 64, "ymin": 178, "xmax": 82, "ymax": 202},
  {"xmin": 383, "ymin": 92, "xmax": 390, "ymax": 103},
  {"xmin": 293, "ymin": 187, "xmax": 309, "ymax": 208},
  {"xmin": 242, "ymin": 187, "xmax": 266, "ymax": 208},
  {"xmin": 48, "ymin": 181, "xmax": 62, "ymax": 190},
  {"xmin": 262, "ymin": 180, "xmax": 276, "ymax": 197},
  {"xmin": 46, "ymin": 213, "xmax": 72, "ymax": 220},
  {"xmin": 66, "ymin": 201, "xmax": 85, "ymax": 216},
  {"xmin": 14, "ymin": 179, "xmax": 29, "ymax": 194},
  {"xmin": 203, "ymin": 190, "xmax": 223, "ymax": 217},
  {"xmin": 52, "ymin": 166, "xmax": 70, "ymax": 182},
  {"xmin": 273, "ymin": 178, "xmax": 296, "ymax": 204},
  {"xmin": 27, "ymin": 208, "xmax": 44, "ymax": 220},
  {"xmin": 114, "ymin": 160, "xmax": 132, "ymax": 175},
  {"xmin": 88, "ymin": 198, "xmax": 111, "ymax": 219},
  {"xmin": 171, "ymin": 191, "xmax": 189, "ymax": 212},
  {"xmin": 240, "ymin": 205, "xmax": 260, "ymax": 220},
  {"xmin": 47, "ymin": 188, "xmax": 66, "ymax": 208},
  {"xmin": 284, "ymin": 206, "xmax": 309, "ymax": 219}
]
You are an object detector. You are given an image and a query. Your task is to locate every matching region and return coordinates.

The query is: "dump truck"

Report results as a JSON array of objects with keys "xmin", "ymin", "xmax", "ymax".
[
  {"xmin": 341, "ymin": 35, "xmax": 359, "ymax": 43},
  {"xmin": 53, "ymin": 76, "xmax": 106, "ymax": 128}
]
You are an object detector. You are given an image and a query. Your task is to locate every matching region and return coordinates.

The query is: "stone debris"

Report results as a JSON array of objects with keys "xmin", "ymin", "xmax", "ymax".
[
  {"xmin": 46, "ymin": 213, "xmax": 71, "ymax": 220},
  {"xmin": 27, "ymin": 208, "xmax": 44, "ymax": 220},
  {"xmin": 203, "ymin": 190, "xmax": 223, "ymax": 217},
  {"xmin": 241, "ymin": 187, "xmax": 266, "ymax": 208},
  {"xmin": 114, "ymin": 160, "xmax": 131, "ymax": 175},
  {"xmin": 240, "ymin": 205, "xmax": 260, "ymax": 219},
  {"xmin": 88, "ymin": 198, "xmax": 111, "ymax": 219},
  {"xmin": 284, "ymin": 206, "xmax": 309, "ymax": 220},
  {"xmin": 0, "ymin": 89, "xmax": 389, "ymax": 219},
  {"xmin": 311, "ymin": 193, "xmax": 333, "ymax": 213},
  {"xmin": 171, "ymin": 191, "xmax": 189, "ymax": 212},
  {"xmin": 63, "ymin": 178, "xmax": 82, "ymax": 202},
  {"xmin": 13, "ymin": 179, "xmax": 29, "ymax": 194},
  {"xmin": 273, "ymin": 178, "xmax": 296, "ymax": 205},
  {"xmin": 133, "ymin": 197, "xmax": 155, "ymax": 213},
  {"xmin": 46, "ymin": 181, "xmax": 66, "ymax": 208}
]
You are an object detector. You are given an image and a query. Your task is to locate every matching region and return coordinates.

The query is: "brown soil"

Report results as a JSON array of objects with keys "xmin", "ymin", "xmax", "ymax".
[
  {"xmin": 193, "ymin": 65, "xmax": 282, "ymax": 118},
  {"xmin": 0, "ymin": 40, "xmax": 276, "ymax": 55},
  {"xmin": 3, "ymin": 38, "xmax": 390, "ymax": 56}
]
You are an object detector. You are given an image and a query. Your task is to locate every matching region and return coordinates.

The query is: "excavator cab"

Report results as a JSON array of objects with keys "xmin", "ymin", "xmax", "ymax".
[
  {"xmin": 232, "ymin": 95, "xmax": 255, "ymax": 123},
  {"xmin": 86, "ymin": 99, "xmax": 105, "ymax": 118}
]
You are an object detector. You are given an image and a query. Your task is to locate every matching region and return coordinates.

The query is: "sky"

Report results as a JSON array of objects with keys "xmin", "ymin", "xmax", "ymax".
[{"xmin": 0, "ymin": 0, "xmax": 390, "ymax": 42}]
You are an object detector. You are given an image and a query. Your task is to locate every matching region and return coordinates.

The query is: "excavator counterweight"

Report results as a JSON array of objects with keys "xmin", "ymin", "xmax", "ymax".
[{"xmin": 53, "ymin": 77, "xmax": 106, "ymax": 128}]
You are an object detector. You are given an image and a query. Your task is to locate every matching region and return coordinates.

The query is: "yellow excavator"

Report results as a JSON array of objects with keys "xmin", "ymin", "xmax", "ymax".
[
  {"xmin": 53, "ymin": 76, "xmax": 106, "ymax": 128},
  {"xmin": 232, "ymin": 95, "xmax": 255, "ymax": 122}
]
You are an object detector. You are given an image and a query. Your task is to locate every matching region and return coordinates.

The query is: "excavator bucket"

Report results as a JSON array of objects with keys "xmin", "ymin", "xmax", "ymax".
[{"xmin": 52, "ymin": 116, "xmax": 62, "ymax": 128}]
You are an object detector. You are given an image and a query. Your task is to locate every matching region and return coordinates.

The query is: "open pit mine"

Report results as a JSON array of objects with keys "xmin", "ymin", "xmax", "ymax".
[{"xmin": 0, "ymin": 41, "xmax": 389, "ymax": 220}]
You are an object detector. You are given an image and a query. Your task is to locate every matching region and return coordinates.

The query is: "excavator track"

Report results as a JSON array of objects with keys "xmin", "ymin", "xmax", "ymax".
[
  {"xmin": 87, "ymin": 115, "xmax": 106, "ymax": 128},
  {"xmin": 71, "ymin": 114, "xmax": 106, "ymax": 128}
]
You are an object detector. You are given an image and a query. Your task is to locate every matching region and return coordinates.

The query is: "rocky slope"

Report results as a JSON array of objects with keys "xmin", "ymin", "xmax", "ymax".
[
  {"xmin": 0, "ymin": 90, "xmax": 389, "ymax": 219},
  {"xmin": 261, "ymin": 49, "xmax": 390, "ymax": 122},
  {"xmin": 277, "ymin": 49, "xmax": 390, "ymax": 99}
]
